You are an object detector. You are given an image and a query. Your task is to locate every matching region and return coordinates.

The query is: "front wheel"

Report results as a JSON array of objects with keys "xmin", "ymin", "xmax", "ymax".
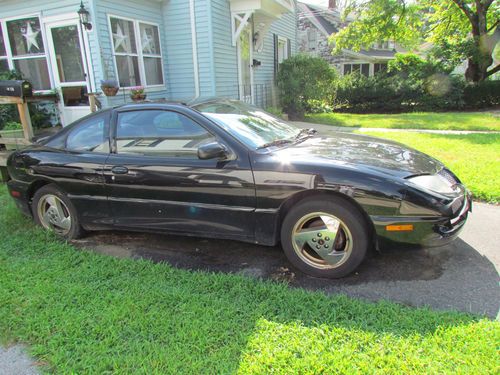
[
  {"xmin": 32, "ymin": 184, "xmax": 83, "ymax": 240},
  {"xmin": 280, "ymin": 196, "xmax": 370, "ymax": 278}
]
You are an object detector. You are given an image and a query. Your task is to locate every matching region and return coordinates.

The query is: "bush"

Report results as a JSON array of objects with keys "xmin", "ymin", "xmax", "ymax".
[
  {"xmin": 301, "ymin": 52, "xmax": 498, "ymax": 114},
  {"xmin": 332, "ymin": 73, "xmax": 467, "ymax": 113},
  {"xmin": 276, "ymin": 55, "xmax": 336, "ymax": 120},
  {"xmin": 462, "ymin": 80, "xmax": 500, "ymax": 109}
]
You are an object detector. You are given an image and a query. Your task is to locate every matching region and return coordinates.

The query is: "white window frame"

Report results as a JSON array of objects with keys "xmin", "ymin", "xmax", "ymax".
[
  {"xmin": 277, "ymin": 36, "xmax": 288, "ymax": 64},
  {"xmin": 342, "ymin": 62, "xmax": 371, "ymax": 77},
  {"xmin": 0, "ymin": 13, "xmax": 53, "ymax": 92},
  {"xmin": 307, "ymin": 28, "xmax": 317, "ymax": 51},
  {"xmin": 108, "ymin": 14, "xmax": 165, "ymax": 90}
]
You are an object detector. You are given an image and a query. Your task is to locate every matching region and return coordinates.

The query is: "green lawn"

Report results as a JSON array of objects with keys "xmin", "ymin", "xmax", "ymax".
[
  {"xmin": 305, "ymin": 112, "xmax": 500, "ymax": 131},
  {"xmin": 0, "ymin": 188, "xmax": 499, "ymax": 373},
  {"xmin": 361, "ymin": 132, "xmax": 500, "ymax": 203}
]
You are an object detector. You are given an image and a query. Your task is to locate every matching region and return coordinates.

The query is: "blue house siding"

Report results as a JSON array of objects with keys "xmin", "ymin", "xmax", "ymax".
[
  {"xmin": 94, "ymin": 0, "xmax": 169, "ymax": 107},
  {"xmin": 254, "ymin": 11, "xmax": 297, "ymax": 86},
  {"xmin": 195, "ymin": 0, "xmax": 216, "ymax": 98},
  {"xmin": 161, "ymin": 0, "xmax": 195, "ymax": 101},
  {"xmin": 209, "ymin": 0, "xmax": 297, "ymax": 103},
  {"xmin": 0, "ymin": 0, "xmax": 101, "ymax": 91},
  {"xmin": 211, "ymin": 0, "xmax": 238, "ymax": 98},
  {"xmin": 2, "ymin": 0, "xmax": 297, "ymax": 124}
]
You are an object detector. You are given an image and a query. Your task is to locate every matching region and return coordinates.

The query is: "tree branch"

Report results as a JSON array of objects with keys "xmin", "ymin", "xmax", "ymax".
[
  {"xmin": 482, "ymin": 0, "xmax": 494, "ymax": 10},
  {"xmin": 452, "ymin": 0, "xmax": 475, "ymax": 22},
  {"xmin": 487, "ymin": 20, "xmax": 499, "ymax": 33},
  {"xmin": 486, "ymin": 64, "xmax": 500, "ymax": 77}
]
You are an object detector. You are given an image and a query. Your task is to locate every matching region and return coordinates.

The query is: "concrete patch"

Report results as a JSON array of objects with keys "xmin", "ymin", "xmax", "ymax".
[{"xmin": 0, "ymin": 345, "xmax": 40, "ymax": 375}]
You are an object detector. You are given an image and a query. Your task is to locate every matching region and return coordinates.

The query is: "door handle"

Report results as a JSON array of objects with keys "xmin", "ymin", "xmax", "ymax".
[{"xmin": 111, "ymin": 166, "xmax": 129, "ymax": 175}]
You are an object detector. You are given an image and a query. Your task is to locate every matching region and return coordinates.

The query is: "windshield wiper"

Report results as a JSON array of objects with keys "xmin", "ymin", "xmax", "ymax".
[
  {"xmin": 295, "ymin": 128, "xmax": 317, "ymax": 140},
  {"xmin": 256, "ymin": 138, "xmax": 294, "ymax": 149}
]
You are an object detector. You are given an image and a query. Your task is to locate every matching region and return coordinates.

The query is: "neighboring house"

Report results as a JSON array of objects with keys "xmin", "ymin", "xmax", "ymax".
[
  {"xmin": 297, "ymin": 1, "xmax": 400, "ymax": 76},
  {"xmin": 0, "ymin": 0, "xmax": 296, "ymax": 126}
]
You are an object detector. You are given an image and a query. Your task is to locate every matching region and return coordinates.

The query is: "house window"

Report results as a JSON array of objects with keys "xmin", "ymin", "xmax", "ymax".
[
  {"xmin": 109, "ymin": 16, "xmax": 164, "ymax": 88},
  {"xmin": 277, "ymin": 37, "xmax": 288, "ymax": 64},
  {"xmin": 307, "ymin": 28, "xmax": 317, "ymax": 50},
  {"xmin": 374, "ymin": 63, "xmax": 388, "ymax": 74},
  {"xmin": 0, "ymin": 25, "xmax": 8, "ymax": 72},
  {"xmin": 4, "ymin": 17, "xmax": 51, "ymax": 90},
  {"xmin": 343, "ymin": 63, "xmax": 370, "ymax": 77}
]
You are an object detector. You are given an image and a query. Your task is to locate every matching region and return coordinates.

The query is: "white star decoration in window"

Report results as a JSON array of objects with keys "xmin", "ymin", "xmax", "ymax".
[
  {"xmin": 113, "ymin": 23, "xmax": 129, "ymax": 52},
  {"xmin": 141, "ymin": 29, "xmax": 155, "ymax": 54},
  {"xmin": 22, "ymin": 22, "xmax": 40, "ymax": 52}
]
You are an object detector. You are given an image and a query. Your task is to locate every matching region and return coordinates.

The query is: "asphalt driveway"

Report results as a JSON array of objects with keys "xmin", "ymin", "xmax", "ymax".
[{"xmin": 73, "ymin": 202, "xmax": 500, "ymax": 319}]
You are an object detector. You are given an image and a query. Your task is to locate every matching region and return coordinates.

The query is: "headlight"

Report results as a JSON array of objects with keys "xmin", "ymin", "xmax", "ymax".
[{"xmin": 406, "ymin": 174, "xmax": 456, "ymax": 194}]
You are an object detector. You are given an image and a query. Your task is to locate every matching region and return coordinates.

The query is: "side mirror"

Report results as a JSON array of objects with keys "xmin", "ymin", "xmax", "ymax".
[{"xmin": 197, "ymin": 141, "xmax": 228, "ymax": 160}]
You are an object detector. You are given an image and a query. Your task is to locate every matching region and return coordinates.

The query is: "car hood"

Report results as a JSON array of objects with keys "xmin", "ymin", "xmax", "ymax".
[{"xmin": 270, "ymin": 132, "xmax": 443, "ymax": 178}]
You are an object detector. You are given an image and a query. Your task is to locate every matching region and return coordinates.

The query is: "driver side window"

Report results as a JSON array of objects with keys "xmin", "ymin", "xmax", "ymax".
[
  {"xmin": 66, "ymin": 112, "xmax": 110, "ymax": 153},
  {"xmin": 116, "ymin": 110, "xmax": 215, "ymax": 157}
]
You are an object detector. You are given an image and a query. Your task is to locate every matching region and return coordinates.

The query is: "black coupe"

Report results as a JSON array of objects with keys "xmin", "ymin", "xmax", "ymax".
[{"xmin": 7, "ymin": 100, "xmax": 471, "ymax": 278}]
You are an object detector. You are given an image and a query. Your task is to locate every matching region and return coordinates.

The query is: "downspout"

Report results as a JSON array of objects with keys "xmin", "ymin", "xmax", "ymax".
[{"xmin": 189, "ymin": 0, "xmax": 200, "ymax": 101}]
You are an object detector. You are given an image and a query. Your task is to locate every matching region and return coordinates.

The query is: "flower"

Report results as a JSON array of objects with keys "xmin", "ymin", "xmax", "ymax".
[{"xmin": 130, "ymin": 86, "xmax": 145, "ymax": 95}]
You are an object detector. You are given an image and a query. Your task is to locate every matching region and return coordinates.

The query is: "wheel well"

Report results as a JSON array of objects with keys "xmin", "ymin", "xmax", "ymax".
[
  {"xmin": 278, "ymin": 189, "xmax": 375, "ymax": 241},
  {"xmin": 26, "ymin": 180, "xmax": 51, "ymax": 205}
]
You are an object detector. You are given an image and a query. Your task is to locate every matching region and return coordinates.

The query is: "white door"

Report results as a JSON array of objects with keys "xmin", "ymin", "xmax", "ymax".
[
  {"xmin": 237, "ymin": 23, "xmax": 254, "ymax": 104},
  {"xmin": 45, "ymin": 19, "xmax": 91, "ymax": 126}
]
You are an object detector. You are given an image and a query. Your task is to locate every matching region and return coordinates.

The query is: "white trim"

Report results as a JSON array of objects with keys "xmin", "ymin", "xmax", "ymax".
[
  {"xmin": 277, "ymin": 35, "xmax": 288, "ymax": 63},
  {"xmin": 45, "ymin": 19, "xmax": 91, "ymax": 125},
  {"xmin": 107, "ymin": 14, "xmax": 166, "ymax": 89},
  {"xmin": 237, "ymin": 23, "xmax": 254, "ymax": 104},
  {"xmin": 189, "ymin": 0, "xmax": 200, "ymax": 99},
  {"xmin": 1, "ymin": 14, "xmax": 54, "ymax": 91},
  {"xmin": 231, "ymin": 11, "xmax": 252, "ymax": 46}
]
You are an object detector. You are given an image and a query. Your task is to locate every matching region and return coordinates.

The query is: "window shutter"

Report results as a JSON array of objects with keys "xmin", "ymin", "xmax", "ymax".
[
  {"xmin": 287, "ymin": 38, "xmax": 291, "ymax": 58},
  {"xmin": 273, "ymin": 33, "xmax": 279, "ymax": 80}
]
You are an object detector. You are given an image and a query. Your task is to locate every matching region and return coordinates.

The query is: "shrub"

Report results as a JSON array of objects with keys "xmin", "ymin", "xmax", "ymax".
[
  {"xmin": 331, "ymin": 72, "xmax": 467, "ymax": 113},
  {"xmin": 462, "ymin": 80, "xmax": 500, "ymax": 109},
  {"xmin": 276, "ymin": 55, "xmax": 336, "ymax": 120}
]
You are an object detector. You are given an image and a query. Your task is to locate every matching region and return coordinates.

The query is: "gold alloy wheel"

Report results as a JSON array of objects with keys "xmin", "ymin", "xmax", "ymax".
[
  {"xmin": 291, "ymin": 212, "xmax": 353, "ymax": 269},
  {"xmin": 37, "ymin": 194, "xmax": 72, "ymax": 236}
]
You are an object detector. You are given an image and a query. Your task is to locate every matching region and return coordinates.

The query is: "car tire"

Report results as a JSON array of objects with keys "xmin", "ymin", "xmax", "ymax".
[
  {"xmin": 280, "ymin": 195, "xmax": 369, "ymax": 278},
  {"xmin": 32, "ymin": 184, "xmax": 84, "ymax": 240}
]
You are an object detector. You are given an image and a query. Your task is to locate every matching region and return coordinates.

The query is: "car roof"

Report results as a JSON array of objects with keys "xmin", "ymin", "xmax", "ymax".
[{"xmin": 113, "ymin": 100, "xmax": 188, "ymax": 112}]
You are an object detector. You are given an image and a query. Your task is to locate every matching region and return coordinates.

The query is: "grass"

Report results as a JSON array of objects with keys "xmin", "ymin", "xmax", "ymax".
[
  {"xmin": 360, "ymin": 132, "xmax": 500, "ymax": 203},
  {"xmin": 305, "ymin": 112, "xmax": 500, "ymax": 131},
  {"xmin": 0, "ymin": 187, "xmax": 499, "ymax": 373}
]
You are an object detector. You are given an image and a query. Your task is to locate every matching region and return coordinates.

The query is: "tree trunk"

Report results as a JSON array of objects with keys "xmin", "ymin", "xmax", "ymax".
[{"xmin": 454, "ymin": 0, "xmax": 494, "ymax": 82}]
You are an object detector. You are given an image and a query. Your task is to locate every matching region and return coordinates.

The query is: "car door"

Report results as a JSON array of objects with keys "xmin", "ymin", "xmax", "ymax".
[
  {"xmin": 103, "ymin": 107, "xmax": 256, "ymax": 241},
  {"xmin": 35, "ymin": 110, "xmax": 112, "ymax": 227}
]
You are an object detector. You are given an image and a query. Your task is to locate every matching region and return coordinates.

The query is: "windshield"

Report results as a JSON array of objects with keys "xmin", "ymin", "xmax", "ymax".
[{"xmin": 193, "ymin": 100, "xmax": 301, "ymax": 149}]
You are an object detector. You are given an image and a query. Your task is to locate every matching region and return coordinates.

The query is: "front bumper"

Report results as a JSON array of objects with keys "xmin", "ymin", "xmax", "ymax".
[
  {"xmin": 372, "ymin": 191, "xmax": 472, "ymax": 250},
  {"xmin": 7, "ymin": 179, "xmax": 32, "ymax": 217}
]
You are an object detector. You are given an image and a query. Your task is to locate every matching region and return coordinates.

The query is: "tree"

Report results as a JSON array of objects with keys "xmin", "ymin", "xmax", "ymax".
[{"xmin": 331, "ymin": 0, "xmax": 500, "ymax": 82}]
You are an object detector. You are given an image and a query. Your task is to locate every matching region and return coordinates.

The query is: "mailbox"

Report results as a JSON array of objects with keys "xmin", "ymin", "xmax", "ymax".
[{"xmin": 0, "ymin": 80, "xmax": 33, "ymax": 98}]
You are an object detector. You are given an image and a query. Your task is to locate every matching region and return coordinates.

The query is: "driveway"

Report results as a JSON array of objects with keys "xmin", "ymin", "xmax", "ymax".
[{"xmin": 73, "ymin": 202, "xmax": 500, "ymax": 319}]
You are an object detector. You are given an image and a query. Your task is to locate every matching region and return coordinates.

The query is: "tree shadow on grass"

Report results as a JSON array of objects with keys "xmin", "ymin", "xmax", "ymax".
[{"xmin": 1, "ymin": 224, "xmax": 496, "ymax": 373}]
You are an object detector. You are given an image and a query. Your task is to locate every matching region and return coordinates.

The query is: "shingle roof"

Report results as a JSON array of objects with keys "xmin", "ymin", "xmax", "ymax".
[{"xmin": 297, "ymin": 2, "xmax": 338, "ymax": 36}]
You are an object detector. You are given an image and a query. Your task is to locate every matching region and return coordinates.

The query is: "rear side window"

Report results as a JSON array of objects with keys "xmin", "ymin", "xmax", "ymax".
[
  {"xmin": 115, "ymin": 110, "xmax": 214, "ymax": 157},
  {"xmin": 66, "ymin": 112, "xmax": 110, "ymax": 152}
]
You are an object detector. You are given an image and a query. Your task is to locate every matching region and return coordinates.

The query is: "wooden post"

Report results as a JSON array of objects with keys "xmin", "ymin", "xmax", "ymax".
[
  {"xmin": 89, "ymin": 93, "xmax": 97, "ymax": 112},
  {"xmin": 17, "ymin": 101, "xmax": 34, "ymax": 141}
]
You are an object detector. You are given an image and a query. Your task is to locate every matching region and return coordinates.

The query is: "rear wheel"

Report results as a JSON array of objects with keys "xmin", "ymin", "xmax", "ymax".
[
  {"xmin": 281, "ymin": 196, "xmax": 369, "ymax": 278},
  {"xmin": 32, "ymin": 184, "xmax": 83, "ymax": 240}
]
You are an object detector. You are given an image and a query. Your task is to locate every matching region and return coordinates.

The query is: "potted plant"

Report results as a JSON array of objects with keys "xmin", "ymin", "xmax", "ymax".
[
  {"xmin": 130, "ymin": 86, "xmax": 146, "ymax": 102},
  {"xmin": 100, "ymin": 79, "xmax": 119, "ymax": 97}
]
